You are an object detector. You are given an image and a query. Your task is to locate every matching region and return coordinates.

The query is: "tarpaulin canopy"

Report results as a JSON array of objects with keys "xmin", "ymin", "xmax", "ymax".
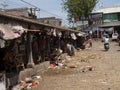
[
  {"xmin": 71, "ymin": 33, "xmax": 77, "ymax": 40},
  {"xmin": 0, "ymin": 24, "xmax": 26, "ymax": 40},
  {"xmin": 77, "ymin": 32, "xmax": 86, "ymax": 36}
]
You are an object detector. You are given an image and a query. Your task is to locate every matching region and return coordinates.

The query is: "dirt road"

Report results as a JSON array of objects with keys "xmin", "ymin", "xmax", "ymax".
[{"xmin": 33, "ymin": 40, "xmax": 120, "ymax": 90}]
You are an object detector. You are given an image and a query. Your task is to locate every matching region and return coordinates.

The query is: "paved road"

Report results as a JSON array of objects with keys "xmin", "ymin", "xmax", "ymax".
[{"xmin": 33, "ymin": 40, "xmax": 120, "ymax": 90}]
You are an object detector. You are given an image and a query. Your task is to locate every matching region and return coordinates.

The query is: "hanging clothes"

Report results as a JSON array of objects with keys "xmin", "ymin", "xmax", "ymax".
[
  {"xmin": 41, "ymin": 36, "xmax": 46, "ymax": 50},
  {"xmin": 32, "ymin": 37, "xmax": 39, "ymax": 64},
  {"xmin": 53, "ymin": 29, "xmax": 57, "ymax": 37},
  {"xmin": 71, "ymin": 33, "xmax": 77, "ymax": 40},
  {"xmin": 0, "ymin": 39, "xmax": 5, "ymax": 48},
  {"xmin": 57, "ymin": 31, "xmax": 62, "ymax": 38}
]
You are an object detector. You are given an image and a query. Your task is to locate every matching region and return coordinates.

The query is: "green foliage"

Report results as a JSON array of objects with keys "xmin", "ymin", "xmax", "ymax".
[{"xmin": 62, "ymin": 0, "xmax": 98, "ymax": 23}]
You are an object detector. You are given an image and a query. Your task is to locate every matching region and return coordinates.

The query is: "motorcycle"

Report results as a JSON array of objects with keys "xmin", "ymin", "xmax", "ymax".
[{"xmin": 104, "ymin": 43, "xmax": 109, "ymax": 51}]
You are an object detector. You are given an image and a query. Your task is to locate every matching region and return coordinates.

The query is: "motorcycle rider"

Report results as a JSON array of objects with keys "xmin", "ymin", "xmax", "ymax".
[
  {"xmin": 117, "ymin": 34, "xmax": 120, "ymax": 46},
  {"xmin": 104, "ymin": 36, "xmax": 109, "ymax": 50}
]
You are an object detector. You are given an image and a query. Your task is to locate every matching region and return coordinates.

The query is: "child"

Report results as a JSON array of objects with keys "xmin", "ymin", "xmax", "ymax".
[{"xmin": 88, "ymin": 38, "xmax": 92, "ymax": 48}]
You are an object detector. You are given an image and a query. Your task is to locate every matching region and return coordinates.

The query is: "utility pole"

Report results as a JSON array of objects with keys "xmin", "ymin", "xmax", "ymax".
[
  {"xmin": 21, "ymin": 0, "xmax": 40, "ymax": 19},
  {"xmin": 81, "ymin": 15, "xmax": 85, "ymax": 32}
]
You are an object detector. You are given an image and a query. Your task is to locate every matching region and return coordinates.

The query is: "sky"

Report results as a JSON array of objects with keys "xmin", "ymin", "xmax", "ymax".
[{"xmin": 0, "ymin": 0, "xmax": 120, "ymax": 26}]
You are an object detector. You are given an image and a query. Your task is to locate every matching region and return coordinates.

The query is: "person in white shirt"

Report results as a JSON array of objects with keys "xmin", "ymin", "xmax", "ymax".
[
  {"xmin": 104, "ymin": 36, "xmax": 109, "ymax": 44},
  {"xmin": 104, "ymin": 36, "xmax": 110, "ymax": 50}
]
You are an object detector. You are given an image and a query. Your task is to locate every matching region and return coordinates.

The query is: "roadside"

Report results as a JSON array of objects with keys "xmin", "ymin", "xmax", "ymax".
[
  {"xmin": 12, "ymin": 40, "xmax": 120, "ymax": 90},
  {"xmin": 35, "ymin": 40, "xmax": 120, "ymax": 90}
]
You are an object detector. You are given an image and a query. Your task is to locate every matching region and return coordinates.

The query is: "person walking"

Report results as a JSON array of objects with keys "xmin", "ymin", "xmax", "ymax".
[{"xmin": 88, "ymin": 37, "xmax": 93, "ymax": 48}]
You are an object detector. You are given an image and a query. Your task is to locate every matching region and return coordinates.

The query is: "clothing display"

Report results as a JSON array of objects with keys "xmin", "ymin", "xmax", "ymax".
[
  {"xmin": 0, "ymin": 39, "xmax": 5, "ymax": 48},
  {"xmin": 71, "ymin": 33, "xmax": 77, "ymax": 40}
]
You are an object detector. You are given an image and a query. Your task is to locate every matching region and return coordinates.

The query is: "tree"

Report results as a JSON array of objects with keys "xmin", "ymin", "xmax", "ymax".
[{"xmin": 62, "ymin": 0, "xmax": 98, "ymax": 23}]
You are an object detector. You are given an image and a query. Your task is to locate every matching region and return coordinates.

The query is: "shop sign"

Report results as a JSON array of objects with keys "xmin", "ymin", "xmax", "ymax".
[{"xmin": 88, "ymin": 13, "xmax": 103, "ymax": 25}]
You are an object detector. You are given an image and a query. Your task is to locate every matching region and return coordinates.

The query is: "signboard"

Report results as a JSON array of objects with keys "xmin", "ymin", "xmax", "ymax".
[
  {"xmin": 0, "ymin": 71, "xmax": 6, "ymax": 90},
  {"xmin": 88, "ymin": 13, "xmax": 103, "ymax": 25}
]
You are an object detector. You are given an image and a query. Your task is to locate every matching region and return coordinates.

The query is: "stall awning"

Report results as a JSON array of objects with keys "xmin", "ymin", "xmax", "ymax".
[
  {"xmin": 27, "ymin": 29, "xmax": 40, "ymax": 32},
  {"xmin": 0, "ymin": 24, "xmax": 25, "ymax": 40},
  {"xmin": 77, "ymin": 32, "xmax": 86, "ymax": 36}
]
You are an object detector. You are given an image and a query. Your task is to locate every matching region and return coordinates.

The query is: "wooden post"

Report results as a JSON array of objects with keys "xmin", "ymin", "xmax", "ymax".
[{"xmin": 27, "ymin": 33, "xmax": 35, "ymax": 68}]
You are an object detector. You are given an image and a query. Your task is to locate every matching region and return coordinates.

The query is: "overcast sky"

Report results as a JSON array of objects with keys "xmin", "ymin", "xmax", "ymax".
[{"xmin": 0, "ymin": 0, "xmax": 120, "ymax": 26}]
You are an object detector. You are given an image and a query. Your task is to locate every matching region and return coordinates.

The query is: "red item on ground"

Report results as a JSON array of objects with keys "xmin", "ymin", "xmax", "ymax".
[
  {"xmin": 30, "ymin": 81, "xmax": 38, "ymax": 87},
  {"xmin": 50, "ymin": 64, "xmax": 57, "ymax": 67}
]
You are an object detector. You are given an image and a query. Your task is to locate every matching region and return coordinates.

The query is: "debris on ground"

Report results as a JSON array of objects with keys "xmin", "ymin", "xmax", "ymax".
[
  {"xmin": 80, "ymin": 65, "xmax": 95, "ymax": 72},
  {"xmin": 12, "ymin": 75, "xmax": 42, "ymax": 90},
  {"xmin": 47, "ymin": 51, "xmax": 99, "ymax": 74}
]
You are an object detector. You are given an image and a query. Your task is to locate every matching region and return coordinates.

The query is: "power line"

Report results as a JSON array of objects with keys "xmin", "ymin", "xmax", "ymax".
[
  {"xmin": 20, "ymin": 0, "xmax": 60, "ymax": 17},
  {"xmin": 20, "ymin": 0, "xmax": 40, "ymax": 11},
  {"xmin": 20, "ymin": 0, "xmax": 69, "ymax": 26}
]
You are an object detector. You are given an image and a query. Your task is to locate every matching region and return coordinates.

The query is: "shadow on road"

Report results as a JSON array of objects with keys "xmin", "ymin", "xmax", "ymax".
[
  {"xmin": 100, "ymin": 50, "xmax": 109, "ymax": 52},
  {"xmin": 117, "ymin": 50, "xmax": 120, "ymax": 51},
  {"xmin": 114, "ymin": 44, "xmax": 119, "ymax": 46}
]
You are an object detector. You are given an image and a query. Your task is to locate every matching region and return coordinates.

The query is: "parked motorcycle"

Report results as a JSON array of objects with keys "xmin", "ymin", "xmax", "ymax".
[{"xmin": 104, "ymin": 43, "xmax": 109, "ymax": 51}]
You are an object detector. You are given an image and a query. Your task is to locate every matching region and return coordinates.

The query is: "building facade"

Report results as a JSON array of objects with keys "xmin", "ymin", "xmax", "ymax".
[
  {"xmin": 37, "ymin": 17, "xmax": 62, "ymax": 27},
  {"xmin": 96, "ymin": 5, "xmax": 120, "ymax": 34}
]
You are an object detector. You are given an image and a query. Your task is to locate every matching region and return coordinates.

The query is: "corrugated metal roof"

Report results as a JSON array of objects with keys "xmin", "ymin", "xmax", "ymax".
[
  {"xmin": 0, "ymin": 11, "xmax": 80, "ymax": 33},
  {"xmin": 95, "ymin": 5, "xmax": 120, "ymax": 14}
]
